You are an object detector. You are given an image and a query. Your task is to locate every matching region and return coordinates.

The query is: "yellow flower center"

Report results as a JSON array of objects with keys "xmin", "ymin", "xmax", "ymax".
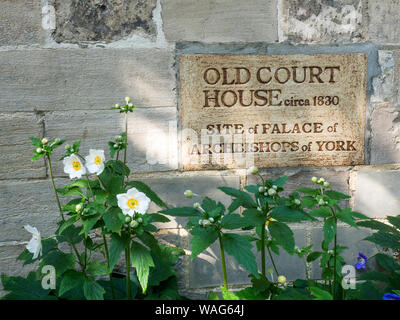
[
  {"xmin": 127, "ymin": 198, "xmax": 139, "ymax": 209},
  {"xmin": 72, "ymin": 160, "xmax": 81, "ymax": 171},
  {"xmin": 94, "ymin": 155, "xmax": 102, "ymax": 165},
  {"xmin": 265, "ymin": 218, "xmax": 273, "ymax": 227}
]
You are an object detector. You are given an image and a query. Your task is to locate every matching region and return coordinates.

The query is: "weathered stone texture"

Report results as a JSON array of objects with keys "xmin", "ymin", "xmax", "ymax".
[
  {"xmin": 353, "ymin": 168, "xmax": 400, "ymax": 218},
  {"xmin": 0, "ymin": 113, "xmax": 46, "ymax": 179},
  {"xmin": 44, "ymin": 108, "xmax": 178, "ymax": 176},
  {"xmin": 281, "ymin": 0, "xmax": 364, "ymax": 43},
  {"xmin": 188, "ymin": 228, "xmax": 306, "ymax": 289},
  {"xmin": 161, "ymin": 0, "xmax": 278, "ymax": 42},
  {"xmin": 0, "ymin": 0, "xmax": 44, "ymax": 46},
  {"xmin": 311, "ymin": 225, "xmax": 378, "ymax": 279},
  {"xmin": 367, "ymin": 0, "xmax": 400, "ymax": 43},
  {"xmin": 0, "ymin": 48, "xmax": 176, "ymax": 112},
  {"xmin": 51, "ymin": 0, "xmax": 157, "ymax": 43},
  {"xmin": 0, "ymin": 179, "xmax": 69, "ymax": 242},
  {"xmin": 141, "ymin": 175, "xmax": 240, "ymax": 229}
]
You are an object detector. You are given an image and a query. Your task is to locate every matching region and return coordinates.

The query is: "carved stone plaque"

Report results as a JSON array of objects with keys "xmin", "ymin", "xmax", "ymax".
[{"xmin": 180, "ymin": 54, "xmax": 367, "ymax": 170}]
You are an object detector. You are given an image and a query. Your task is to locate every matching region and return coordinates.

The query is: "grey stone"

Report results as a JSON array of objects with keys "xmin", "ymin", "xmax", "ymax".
[
  {"xmin": 0, "ymin": 245, "xmax": 39, "ymax": 298},
  {"xmin": 0, "ymin": 0, "xmax": 44, "ymax": 46},
  {"xmin": 0, "ymin": 178, "xmax": 69, "ymax": 242},
  {"xmin": 0, "ymin": 113, "xmax": 46, "ymax": 179},
  {"xmin": 310, "ymin": 225, "xmax": 378, "ymax": 279},
  {"xmin": 0, "ymin": 48, "xmax": 176, "ymax": 112},
  {"xmin": 140, "ymin": 175, "xmax": 240, "ymax": 229},
  {"xmin": 281, "ymin": 0, "xmax": 364, "ymax": 43},
  {"xmin": 371, "ymin": 50, "xmax": 397, "ymax": 104},
  {"xmin": 44, "ymin": 108, "xmax": 177, "ymax": 175},
  {"xmin": 52, "ymin": 0, "xmax": 157, "ymax": 43},
  {"xmin": 161, "ymin": 0, "xmax": 278, "ymax": 42},
  {"xmin": 367, "ymin": 0, "xmax": 400, "ymax": 43},
  {"xmin": 188, "ymin": 228, "xmax": 306, "ymax": 289},
  {"xmin": 353, "ymin": 168, "xmax": 400, "ymax": 218}
]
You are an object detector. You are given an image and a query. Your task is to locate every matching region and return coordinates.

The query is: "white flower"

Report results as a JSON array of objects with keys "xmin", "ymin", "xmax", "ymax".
[
  {"xmin": 24, "ymin": 225, "xmax": 42, "ymax": 259},
  {"xmin": 85, "ymin": 149, "xmax": 105, "ymax": 175},
  {"xmin": 117, "ymin": 187, "xmax": 151, "ymax": 217},
  {"xmin": 268, "ymin": 188, "xmax": 277, "ymax": 196},
  {"xmin": 63, "ymin": 154, "xmax": 86, "ymax": 179}
]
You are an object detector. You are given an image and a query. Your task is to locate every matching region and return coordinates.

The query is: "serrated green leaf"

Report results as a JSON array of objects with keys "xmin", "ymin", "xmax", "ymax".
[
  {"xmin": 271, "ymin": 206, "xmax": 314, "ymax": 222},
  {"xmin": 307, "ymin": 251, "xmax": 323, "ymax": 262},
  {"xmin": 242, "ymin": 208, "xmax": 266, "ymax": 226},
  {"xmin": 387, "ymin": 215, "xmax": 400, "ymax": 230},
  {"xmin": 1, "ymin": 272, "xmax": 51, "ymax": 300},
  {"xmin": 364, "ymin": 232, "xmax": 400, "ymax": 250},
  {"xmin": 323, "ymin": 217, "xmax": 336, "ymax": 245},
  {"xmin": 271, "ymin": 176, "xmax": 288, "ymax": 187},
  {"xmin": 357, "ymin": 220, "xmax": 400, "ymax": 234},
  {"xmin": 310, "ymin": 287, "xmax": 333, "ymax": 300},
  {"xmin": 221, "ymin": 214, "xmax": 252, "ymax": 229},
  {"xmin": 336, "ymin": 208, "xmax": 358, "ymax": 228},
  {"xmin": 83, "ymin": 278, "xmax": 105, "ymax": 300},
  {"xmin": 268, "ymin": 221, "xmax": 295, "ymax": 255},
  {"xmin": 87, "ymin": 261, "xmax": 110, "ymax": 276},
  {"xmin": 131, "ymin": 240, "xmax": 155, "ymax": 293},
  {"xmin": 376, "ymin": 253, "xmax": 399, "ymax": 273},
  {"xmin": 59, "ymin": 270, "xmax": 85, "ymax": 296},
  {"xmin": 324, "ymin": 190, "xmax": 350, "ymax": 200},
  {"xmin": 190, "ymin": 226, "xmax": 219, "ymax": 259},
  {"xmin": 220, "ymin": 286, "xmax": 240, "ymax": 300},
  {"xmin": 109, "ymin": 233, "xmax": 129, "ymax": 270},
  {"xmin": 161, "ymin": 207, "xmax": 201, "ymax": 217},
  {"xmin": 218, "ymin": 187, "xmax": 256, "ymax": 208},
  {"xmin": 296, "ymin": 188, "xmax": 319, "ymax": 196},
  {"xmin": 103, "ymin": 207, "xmax": 123, "ymax": 234},
  {"xmin": 309, "ymin": 206, "xmax": 331, "ymax": 218},
  {"xmin": 40, "ymin": 251, "xmax": 75, "ymax": 278}
]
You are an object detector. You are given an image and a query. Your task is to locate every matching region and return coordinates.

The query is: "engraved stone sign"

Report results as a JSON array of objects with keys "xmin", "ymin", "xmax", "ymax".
[{"xmin": 180, "ymin": 54, "xmax": 367, "ymax": 170}]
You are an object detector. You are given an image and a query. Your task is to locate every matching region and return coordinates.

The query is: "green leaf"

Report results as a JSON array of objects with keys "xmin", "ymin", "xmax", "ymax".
[
  {"xmin": 161, "ymin": 207, "xmax": 201, "ymax": 217},
  {"xmin": 220, "ymin": 286, "xmax": 240, "ymax": 300},
  {"xmin": 83, "ymin": 278, "xmax": 105, "ymax": 300},
  {"xmin": 103, "ymin": 207, "xmax": 123, "ymax": 234},
  {"xmin": 307, "ymin": 251, "xmax": 323, "ymax": 262},
  {"xmin": 218, "ymin": 187, "xmax": 256, "ymax": 208},
  {"xmin": 30, "ymin": 136, "xmax": 41, "ymax": 147},
  {"xmin": 222, "ymin": 233, "xmax": 258, "ymax": 275},
  {"xmin": 323, "ymin": 217, "xmax": 337, "ymax": 245},
  {"xmin": 221, "ymin": 214, "xmax": 252, "ymax": 229},
  {"xmin": 387, "ymin": 215, "xmax": 400, "ymax": 230},
  {"xmin": 190, "ymin": 226, "xmax": 219, "ymax": 259},
  {"xmin": 148, "ymin": 213, "xmax": 170, "ymax": 223},
  {"xmin": 242, "ymin": 208, "xmax": 266, "ymax": 225},
  {"xmin": 271, "ymin": 176, "xmax": 288, "ymax": 187},
  {"xmin": 275, "ymin": 287, "xmax": 311, "ymax": 300},
  {"xmin": 324, "ymin": 190, "xmax": 350, "ymax": 200},
  {"xmin": 87, "ymin": 261, "xmax": 110, "ymax": 276},
  {"xmin": 364, "ymin": 232, "xmax": 400, "ymax": 250},
  {"xmin": 1, "ymin": 272, "xmax": 51, "ymax": 300},
  {"xmin": 207, "ymin": 291, "xmax": 220, "ymax": 300},
  {"xmin": 228, "ymin": 198, "xmax": 242, "ymax": 213},
  {"xmin": 336, "ymin": 208, "xmax": 358, "ymax": 228},
  {"xmin": 359, "ymin": 281, "xmax": 383, "ymax": 300},
  {"xmin": 376, "ymin": 253, "xmax": 399, "ymax": 273},
  {"xmin": 357, "ymin": 220, "xmax": 400, "ymax": 234},
  {"xmin": 56, "ymin": 186, "xmax": 85, "ymax": 198},
  {"xmin": 58, "ymin": 216, "xmax": 80, "ymax": 235},
  {"xmin": 358, "ymin": 271, "xmax": 390, "ymax": 283},
  {"xmin": 126, "ymin": 180, "xmax": 168, "ymax": 208},
  {"xmin": 81, "ymin": 215, "xmax": 100, "ymax": 237},
  {"xmin": 201, "ymin": 197, "xmax": 217, "ymax": 212},
  {"xmin": 271, "ymin": 206, "xmax": 314, "ymax": 222},
  {"xmin": 40, "ymin": 251, "xmax": 75, "ymax": 278},
  {"xmin": 310, "ymin": 287, "xmax": 333, "ymax": 300},
  {"xmin": 296, "ymin": 188, "xmax": 319, "ymax": 196},
  {"xmin": 309, "ymin": 206, "xmax": 331, "ymax": 218},
  {"xmin": 59, "ymin": 270, "xmax": 85, "ymax": 296},
  {"xmin": 268, "ymin": 221, "xmax": 295, "ymax": 255},
  {"xmin": 109, "ymin": 233, "xmax": 129, "ymax": 270},
  {"xmin": 130, "ymin": 240, "xmax": 155, "ymax": 293}
]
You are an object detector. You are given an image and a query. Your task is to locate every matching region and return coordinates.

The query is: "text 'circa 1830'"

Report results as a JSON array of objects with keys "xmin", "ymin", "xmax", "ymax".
[{"xmin": 180, "ymin": 54, "xmax": 367, "ymax": 170}]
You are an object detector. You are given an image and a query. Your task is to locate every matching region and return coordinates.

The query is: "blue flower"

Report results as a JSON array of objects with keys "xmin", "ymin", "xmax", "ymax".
[
  {"xmin": 382, "ymin": 293, "xmax": 400, "ymax": 300},
  {"xmin": 355, "ymin": 252, "xmax": 368, "ymax": 270}
]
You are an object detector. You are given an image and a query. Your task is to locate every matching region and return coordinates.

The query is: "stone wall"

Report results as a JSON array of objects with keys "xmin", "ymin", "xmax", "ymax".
[{"xmin": 1, "ymin": 0, "xmax": 400, "ymax": 299}]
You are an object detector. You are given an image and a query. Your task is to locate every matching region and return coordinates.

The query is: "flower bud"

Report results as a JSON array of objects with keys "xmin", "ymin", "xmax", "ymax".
[
  {"xmin": 294, "ymin": 199, "xmax": 301, "ymax": 205},
  {"xmin": 267, "ymin": 268, "xmax": 274, "ymax": 276},
  {"xmin": 208, "ymin": 217, "xmax": 214, "ymax": 223},
  {"xmin": 272, "ymin": 185, "xmax": 278, "ymax": 190},
  {"xmin": 257, "ymin": 207, "xmax": 262, "ymax": 212},
  {"xmin": 137, "ymin": 217, "xmax": 143, "ymax": 223},
  {"xmin": 251, "ymin": 231, "xmax": 257, "ymax": 237},
  {"xmin": 184, "ymin": 190, "xmax": 193, "ymax": 198},
  {"xmin": 125, "ymin": 96, "xmax": 131, "ymax": 103},
  {"xmin": 318, "ymin": 177, "xmax": 325, "ymax": 184},
  {"xmin": 125, "ymin": 216, "xmax": 131, "ymax": 223},
  {"xmin": 113, "ymin": 144, "xmax": 119, "ymax": 148},
  {"xmin": 36, "ymin": 147, "xmax": 43, "ymax": 153},
  {"xmin": 198, "ymin": 219, "xmax": 203, "ymax": 225},
  {"xmin": 258, "ymin": 186, "xmax": 266, "ymax": 193},
  {"xmin": 323, "ymin": 181, "xmax": 330, "ymax": 188},
  {"xmin": 311, "ymin": 176, "xmax": 318, "ymax": 183},
  {"xmin": 41, "ymin": 138, "xmax": 48, "ymax": 145},
  {"xmin": 115, "ymin": 135, "xmax": 122, "ymax": 141},
  {"xmin": 128, "ymin": 103, "xmax": 133, "ymax": 107},
  {"xmin": 193, "ymin": 202, "xmax": 201, "ymax": 209},
  {"xmin": 268, "ymin": 188, "xmax": 277, "ymax": 196},
  {"xmin": 277, "ymin": 275, "xmax": 287, "ymax": 285},
  {"xmin": 202, "ymin": 219, "xmax": 211, "ymax": 227},
  {"xmin": 75, "ymin": 204, "xmax": 82, "ymax": 213},
  {"xmin": 130, "ymin": 220, "xmax": 139, "ymax": 228},
  {"xmin": 318, "ymin": 199, "xmax": 325, "ymax": 206},
  {"xmin": 65, "ymin": 144, "xmax": 71, "ymax": 150},
  {"xmin": 248, "ymin": 166, "xmax": 259, "ymax": 175}
]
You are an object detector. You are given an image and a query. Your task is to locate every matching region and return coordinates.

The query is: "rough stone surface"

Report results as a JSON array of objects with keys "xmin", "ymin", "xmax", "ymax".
[
  {"xmin": 44, "ymin": 109, "xmax": 178, "ymax": 175},
  {"xmin": 0, "ymin": 48, "xmax": 176, "ymax": 112},
  {"xmin": 188, "ymin": 228, "xmax": 306, "ymax": 289},
  {"xmin": 371, "ymin": 50, "xmax": 397, "ymax": 104},
  {"xmin": 0, "ymin": 113, "xmax": 46, "ymax": 179},
  {"xmin": 51, "ymin": 0, "xmax": 157, "ymax": 43},
  {"xmin": 353, "ymin": 168, "xmax": 400, "ymax": 218},
  {"xmin": 141, "ymin": 175, "xmax": 240, "ymax": 229},
  {"xmin": 367, "ymin": 0, "xmax": 400, "ymax": 43},
  {"xmin": 281, "ymin": 0, "xmax": 364, "ymax": 43},
  {"xmin": 311, "ymin": 225, "xmax": 378, "ymax": 279},
  {"xmin": 0, "ymin": 179, "xmax": 69, "ymax": 242},
  {"xmin": 161, "ymin": 0, "xmax": 278, "ymax": 42},
  {"xmin": 0, "ymin": 0, "xmax": 44, "ymax": 46}
]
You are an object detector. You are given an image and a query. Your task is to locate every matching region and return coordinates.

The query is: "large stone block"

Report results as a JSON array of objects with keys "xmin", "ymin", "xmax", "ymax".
[
  {"xmin": 44, "ymin": 108, "xmax": 178, "ymax": 175},
  {"xmin": 310, "ymin": 225, "xmax": 378, "ymax": 279},
  {"xmin": 51, "ymin": 0, "xmax": 157, "ymax": 43},
  {"xmin": 161, "ymin": 0, "xmax": 278, "ymax": 42},
  {"xmin": 0, "ymin": 113, "xmax": 46, "ymax": 179},
  {"xmin": 0, "ymin": 178, "xmax": 68, "ymax": 242},
  {"xmin": 353, "ymin": 168, "xmax": 400, "ymax": 218},
  {"xmin": 187, "ymin": 228, "xmax": 307, "ymax": 289},
  {"xmin": 281, "ymin": 0, "xmax": 364, "ymax": 43},
  {"xmin": 0, "ymin": 48, "xmax": 176, "ymax": 112},
  {"xmin": 139, "ymin": 175, "xmax": 240, "ymax": 229},
  {"xmin": 367, "ymin": 0, "xmax": 400, "ymax": 43},
  {"xmin": 0, "ymin": 0, "xmax": 44, "ymax": 46}
]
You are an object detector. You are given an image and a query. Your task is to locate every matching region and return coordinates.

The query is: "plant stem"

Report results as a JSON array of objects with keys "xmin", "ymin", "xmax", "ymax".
[
  {"xmin": 261, "ymin": 224, "xmax": 266, "ymax": 277},
  {"xmin": 125, "ymin": 241, "xmax": 132, "ymax": 300},
  {"xmin": 123, "ymin": 113, "xmax": 128, "ymax": 167},
  {"xmin": 333, "ymin": 220, "xmax": 337, "ymax": 300},
  {"xmin": 267, "ymin": 245, "xmax": 279, "ymax": 276},
  {"xmin": 218, "ymin": 232, "xmax": 228, "ymax": 289},
  {"xmin": 47, "ymin": 155, "xmax": 83, "ymax": 268},
  {"xmin": 103, "ymin": 232, "xmax": 116, "ymax": 300}
]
